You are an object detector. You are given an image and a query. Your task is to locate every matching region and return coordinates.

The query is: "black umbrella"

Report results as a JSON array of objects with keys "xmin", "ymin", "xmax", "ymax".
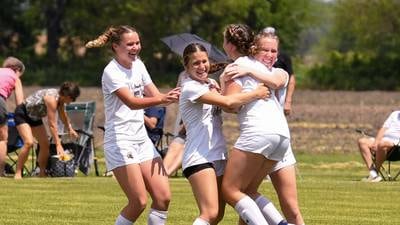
[{"xmin": 161, "ymin": 33, "xmax": 229, "ymax": 63}]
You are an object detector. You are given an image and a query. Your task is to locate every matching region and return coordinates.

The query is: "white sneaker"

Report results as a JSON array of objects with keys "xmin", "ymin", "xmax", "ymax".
[
  {"xmin": 361, "ymin": 175, "xmax": 375, "ymax": 182},
  {"xmin": 103, "ymin": 171, "xmax": 114, "ymax": 177},
  {"xmin": 370, "ymin": 175, "xmax": 382, "ymax": 182},
  {"xmin": 31, "ymin": 167, "xmax": 40, "ymax": 177}
]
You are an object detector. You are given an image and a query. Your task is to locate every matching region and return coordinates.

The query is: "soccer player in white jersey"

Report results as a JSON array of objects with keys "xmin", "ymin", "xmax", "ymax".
[
  {"xmin": 220, "ymin": 24, "xmax": 304, "ymax": 225},
  {"xmin": 85, "ymin": 25, "xmax": 180, "ymax": 225},
  {"xmin": 223, "ymin": 27, "xmax": 305, "ymax": 225},
  {"xmin": 179, "ymin": 43, "xmax": 269, "ymax": 225}
]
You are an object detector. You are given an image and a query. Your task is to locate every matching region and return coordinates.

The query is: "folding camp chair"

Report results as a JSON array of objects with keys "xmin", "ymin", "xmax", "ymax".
[
  {"xmin": 144, "ymin": 106, "xmax": 168, "ymax": 157},
  {"xmin": 62, "ymin": 101, "xmax": 99, "ymax": 176},
  {"xmin": 378, "ymin": 142, "xmax": 400, "ymax": 181},
  {"xmin": 6, "ymin": 112, "xmax": 35, "ymax": 176},
  {"xmin": 356, "ymin": 129, "xmax": 400, "ymax": 181},
  {"xmin": 154, "ymin": 129, "xmax": 175, "ymax": 159}
]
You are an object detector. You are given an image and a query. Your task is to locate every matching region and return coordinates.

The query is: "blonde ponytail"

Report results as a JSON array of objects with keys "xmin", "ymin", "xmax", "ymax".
[
  {"xmin": 85, "ymin": 25, "xmax": 137, "ymax": 50},
  {"xmin": 85, "ymin": 27, "xmax": 116, "ymax": 48}
]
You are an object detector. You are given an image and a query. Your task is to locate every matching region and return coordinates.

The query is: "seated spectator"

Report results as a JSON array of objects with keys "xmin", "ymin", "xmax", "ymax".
[
  {"xmin": 0, "ymin": 57, "xmax": 25, "ymax": 177},
  {"xmin": 357, "ymin": 110, "xmax": 400, "ymax": 182},
  {"xmin": 144, "ymin": 106, "xmax": 166, "ymax": 145}
]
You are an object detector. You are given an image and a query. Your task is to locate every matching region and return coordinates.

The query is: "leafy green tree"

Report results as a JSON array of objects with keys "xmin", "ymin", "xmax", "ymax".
[
  {"xmin": 1, "ymin": 0, "xmax": 316, "ymax": 86},
  {"xmin": 326, "ymin": 0, "xmax": 400, "ymax": 57},
  {"xmin": 306, "ymin": 0, "xmax": 400, "ymax": 90},
  {"xmin": 0, "ymin": 0, "xmax": 33, "ymax": 58}
]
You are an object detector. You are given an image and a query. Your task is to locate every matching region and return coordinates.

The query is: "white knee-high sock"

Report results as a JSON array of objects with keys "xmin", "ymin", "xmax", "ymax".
[
  {"xmin": 147, "ymin": 208, "xmax": 168, "ymax": 225},
  {"xmin": 234, "ymin": 195, "xmax": 269, "ymax": 225},
  {"xmin": 193, "ymin": 217, "xmax": 210, "ymax": 225},
  {"xmin": 115, "ymin": 214, "xmax": 133, "ymax": 225},
  {"xmin": 255, "ymin": 195, "xmax": 286, "ymax": 225}
]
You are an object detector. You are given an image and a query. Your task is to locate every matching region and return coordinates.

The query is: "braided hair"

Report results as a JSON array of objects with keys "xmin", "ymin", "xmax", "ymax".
[
  {"xmin": 85, "ymin": 25, "xmax": 137, "ymax": 49},
  {"xmin": 223, "ymin": 24, "xmax": 254, "ymax": 56}
]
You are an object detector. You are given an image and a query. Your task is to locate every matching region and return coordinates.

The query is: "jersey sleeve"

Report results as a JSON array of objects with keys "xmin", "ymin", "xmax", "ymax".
[
  {"xmin": 184, "ymin": 82, "xmax": 209, "ymax": 103},
  {"xmin": 102, "ymin": 66, "xmax": 128, "ymax": 94}
]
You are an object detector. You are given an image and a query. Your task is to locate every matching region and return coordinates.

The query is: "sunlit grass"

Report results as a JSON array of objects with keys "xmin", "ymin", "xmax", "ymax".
[{"xmin": 1, "ymin": 152, "xmax": 399, "ymax": 225}]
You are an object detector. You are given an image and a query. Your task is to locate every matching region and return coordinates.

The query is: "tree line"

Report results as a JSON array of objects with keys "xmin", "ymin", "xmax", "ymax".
[{"xmin": 1, "ymin": 0, "xmax": 399, "ymax": 90}]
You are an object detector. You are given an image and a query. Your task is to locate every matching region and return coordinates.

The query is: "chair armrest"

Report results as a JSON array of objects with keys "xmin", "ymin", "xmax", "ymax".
[
  {"xmin": 75, "ymin": 129, "xmax": 94, "ymax": 138},
  {"xmin": 355, "ymin": 128, "xmax": 374, "ymax": 137}
]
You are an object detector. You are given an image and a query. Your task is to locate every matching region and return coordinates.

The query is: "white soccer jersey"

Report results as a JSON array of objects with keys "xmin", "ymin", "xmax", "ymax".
[
  {"xmin": 383, "ymin": 111, "xmax": 400, "ymax": 142},
  {"xmin": 275, "ymin": 70, "xmax": 289, "ymax": 108},
  {"xmin": 102, "ymin": 58, "xmax": 153, "ymax": 145},
  {"xmin": 179, "ymin": 78, "xmax": 227, "ymax": 170},
  {"xmin": 234, "ymin": 56, "xmax": 290, "ymax": 138}
]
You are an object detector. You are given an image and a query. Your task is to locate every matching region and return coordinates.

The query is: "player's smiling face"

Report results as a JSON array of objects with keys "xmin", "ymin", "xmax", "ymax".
[
  {"xmin": 254, "ymin": 37, "xmax": 278, "ymax": 69},
  {"xmin": 186, "ymin": 51, "xmax": 210, "ymax": 83},
  {"xmin": 113, "ymin": 31, "xmax": 141, "ymax": 68}
]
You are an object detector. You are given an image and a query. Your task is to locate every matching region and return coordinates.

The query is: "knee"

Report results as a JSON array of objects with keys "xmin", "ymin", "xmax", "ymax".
[
  {"xmin": 357, "ymin": 138, "xmax": 368, "ymax": 148},
  {"xmin": 152, "ymin": 191, "xmax": 171, "ymax": 210},
  {"xmin": 24, "ymin": 140, "xmax": 35, "ymax": 149},
  {"xmin": 244, "ymin": 185, "xmax": 259, "ymax": 199},
  {"xmin": 154, "ymin": 195, "xmax": 171, "ymax": 210},
  {"xmin": 221, "ymin": 182, "xmax": 237, "ymax": 205},
  {"xmin": 377, "ymin": 142, "xmax": 391, "ymax": 152},
  {"xmin": 128, "ymin": 196, "xmax": 148, "ymax": 213}
]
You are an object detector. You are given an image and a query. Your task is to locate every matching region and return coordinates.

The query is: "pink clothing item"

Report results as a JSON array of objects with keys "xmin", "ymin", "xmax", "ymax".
[{"xmin": 0, "ymin": 68, "xmax": 17, "ymax": 99}]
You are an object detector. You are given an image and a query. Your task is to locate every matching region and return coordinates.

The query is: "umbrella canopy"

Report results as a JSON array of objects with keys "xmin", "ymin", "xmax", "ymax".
[{"xmin": 161, "ymin": 33, "xmax": 229, "ymax": 63}]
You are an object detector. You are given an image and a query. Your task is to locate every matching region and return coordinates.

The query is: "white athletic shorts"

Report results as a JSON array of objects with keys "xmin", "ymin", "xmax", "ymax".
[
  {"xmin": 234, "ymin": 134, "xmax": 290, "ymax": 161},
  {"xmin": 269, "ymin": 144, "xmax": 296, "ymax": 174},
  {"xmin": 368, "ymin": 134, "xmax": 399, "ymax": 146},
  {"xmin": 171, "ymin": 135, "xmax": 186, "ymax": 145},
  {"xmin": 382, "ymin": 133, "xmax": 400, "ymax": 144},
  {"xmin": 212, "ymin": 160, "xmax": 227, "ymax": 177},
  {"xmin": 104, "ymin": 137, "xmax": 160, "ymax": 171}
]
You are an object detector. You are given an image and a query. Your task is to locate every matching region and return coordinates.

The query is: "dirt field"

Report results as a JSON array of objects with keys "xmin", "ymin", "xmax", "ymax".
[{"xmin": 8, "ymin": 87, "xmax": 400, "ymax": 153}]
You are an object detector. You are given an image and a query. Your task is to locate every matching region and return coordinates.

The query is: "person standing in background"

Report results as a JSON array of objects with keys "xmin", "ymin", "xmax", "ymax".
[
  {"xmin": 0, "ymin": 57, "xmax": 25, "ymax": 177},
  {"xmin": 14, "ymin": 82, "xmax": 80, "ymax": 179}
]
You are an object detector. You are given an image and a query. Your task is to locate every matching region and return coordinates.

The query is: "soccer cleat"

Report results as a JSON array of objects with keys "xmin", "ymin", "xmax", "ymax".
[{"xmin": 278, "ymin": 220, "xmax": 289, "ymax": 225}]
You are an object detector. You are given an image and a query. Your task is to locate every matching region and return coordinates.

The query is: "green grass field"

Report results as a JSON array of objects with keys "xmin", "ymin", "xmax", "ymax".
[{"xmin": 1, "ymin": 152, "xmax": 399, "ymax": 225}]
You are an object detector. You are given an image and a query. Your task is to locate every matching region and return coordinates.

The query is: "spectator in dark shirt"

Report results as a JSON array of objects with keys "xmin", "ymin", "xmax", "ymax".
[{"xmin": 144, "ymin": 106, "xmax": 166, "ymax": 145}]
